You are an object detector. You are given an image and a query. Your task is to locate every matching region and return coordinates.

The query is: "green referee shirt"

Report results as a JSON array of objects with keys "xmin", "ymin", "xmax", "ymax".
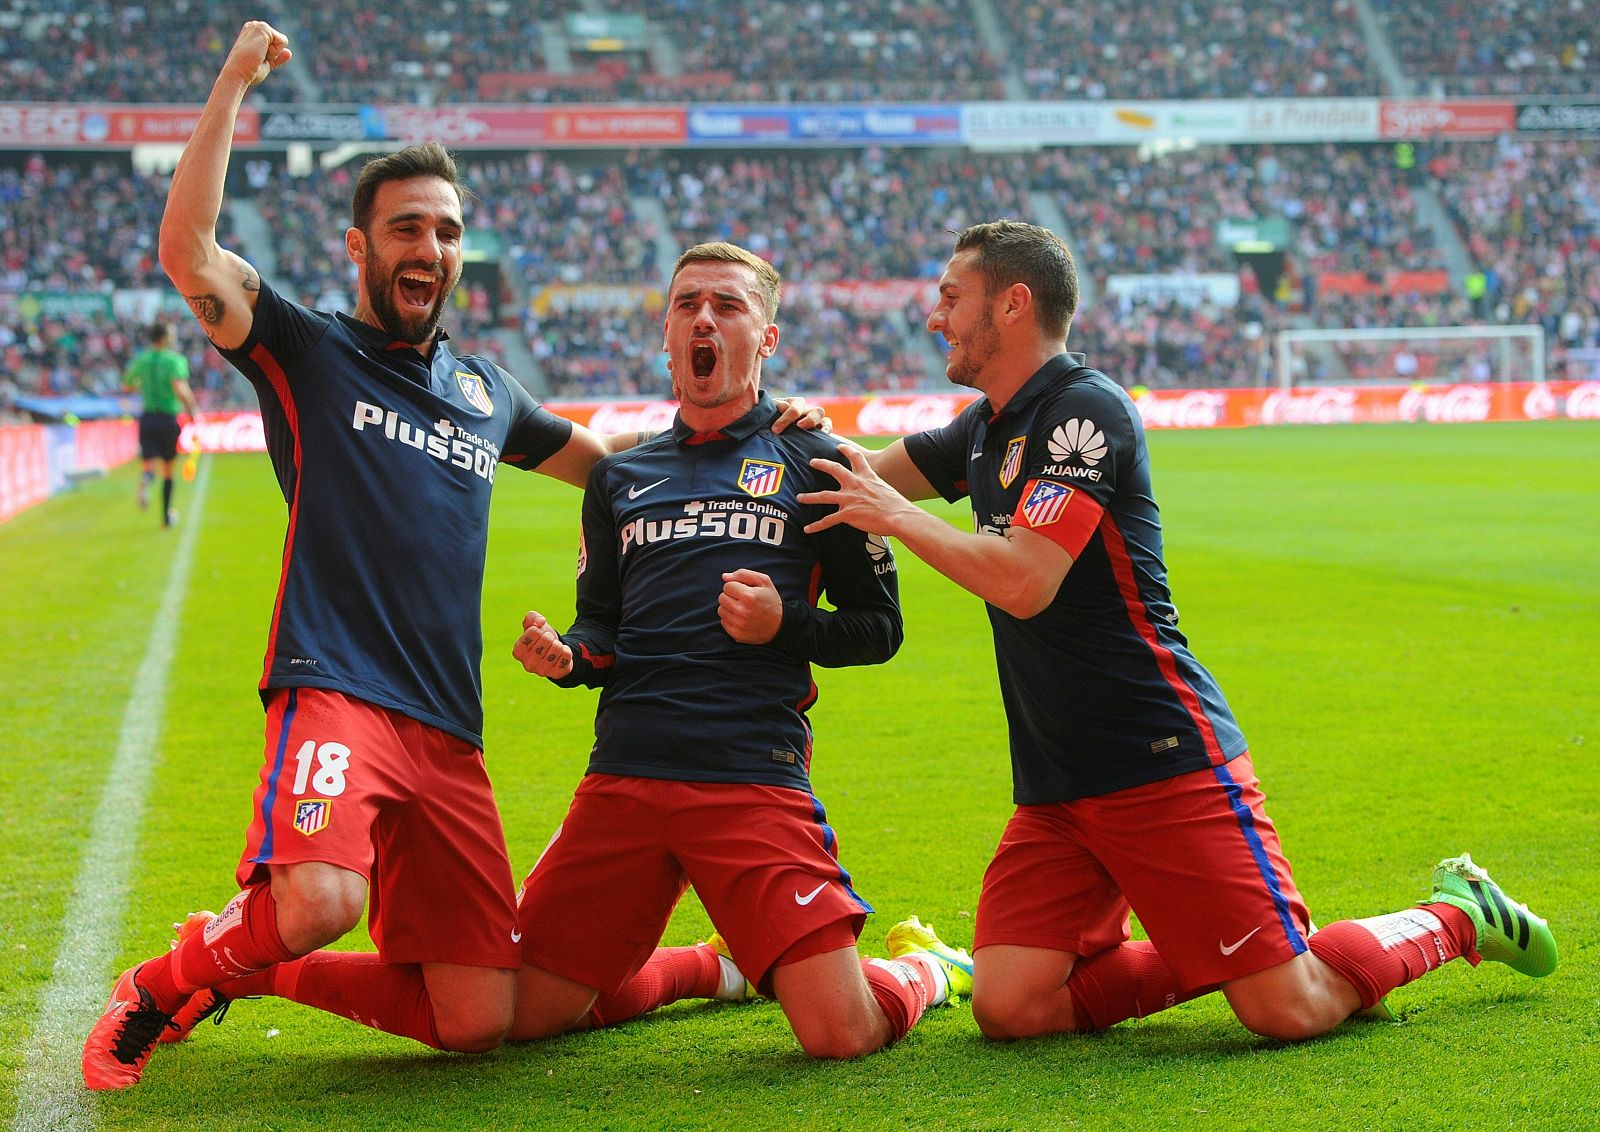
[{"xmin": 126, "ymin": 348, "xmax": 190, "ymax": 415}]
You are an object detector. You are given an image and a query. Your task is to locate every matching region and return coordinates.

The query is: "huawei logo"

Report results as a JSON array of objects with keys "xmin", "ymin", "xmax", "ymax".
[{"xmin": 1048, "ymin": 419, "xmax": 1107, "ymax": 467}]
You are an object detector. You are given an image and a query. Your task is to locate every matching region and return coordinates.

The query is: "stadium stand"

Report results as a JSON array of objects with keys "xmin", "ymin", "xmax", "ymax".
[
  {"xmin": 994, "ymin": 0, "xmax": 1380, "ymax": 100},
  {"xmin": 1372, "ymin": 0, "xmax": 1597, "ymax": 96},
  {"xmin": 3, "ymin": 3, "xmax": 1599, "ymax": 407}
]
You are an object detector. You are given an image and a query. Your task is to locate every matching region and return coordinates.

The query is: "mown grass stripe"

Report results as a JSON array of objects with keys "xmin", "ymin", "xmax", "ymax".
[{"xmin": 12, "ymin": 460, "xmax": 210, "ymax": 1132}]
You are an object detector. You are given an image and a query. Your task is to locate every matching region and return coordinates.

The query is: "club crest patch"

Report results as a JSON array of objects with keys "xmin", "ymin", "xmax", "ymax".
[
  {"xmin": 1020, "ymin": 479, "xmax": 1074, "ymax": 527},
  {"xmin": 999, "ymin": 436, "xmax": 1027, "ymax": 487},
  {"xmin": 455, "ymin": 370, "xmax": 494, "ymax": 415},
  {"xmin": 294, "ymin": 799, "xmax": 331, "ymax": 837},
  {"xmin": 738, "ymin": 459, "xmax": 785, "ymax": 498}
]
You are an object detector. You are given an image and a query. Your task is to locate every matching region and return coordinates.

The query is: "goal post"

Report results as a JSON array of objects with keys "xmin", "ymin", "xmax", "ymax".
[{"xmin": 1274, "ymin": 325, "xmax": 1546, "ymax": 389}]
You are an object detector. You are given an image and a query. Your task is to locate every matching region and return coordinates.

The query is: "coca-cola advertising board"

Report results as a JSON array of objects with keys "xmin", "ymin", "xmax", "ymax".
[
  {"xmin": 121, "ymin": 386, "xmax": 1600, "ymax": 454},
  {"xmin": 184, "ymin": 412, "xmax": 268, "ymax": 454},
  {"xmin": 551, "ymin": 383, "xmax": 1600, "ymax": 435}
]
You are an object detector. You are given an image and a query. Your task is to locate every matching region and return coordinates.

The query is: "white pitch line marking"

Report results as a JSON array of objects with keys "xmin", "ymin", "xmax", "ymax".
[{"xmin": 13, "ymin": 458, "xmax": 212, "ymax": 1131}]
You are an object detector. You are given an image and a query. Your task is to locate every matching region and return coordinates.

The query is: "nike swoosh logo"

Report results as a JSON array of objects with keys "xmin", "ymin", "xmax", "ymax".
[
  {"xmin": 511, "ymin": 929, "xmax": 523, "ymax": 943},
  {"xmin": 628, "ymin": 477, "xmax": 669, "ymax": 499},
  {"xmin": 1219, "ymin": 926, "xmax": 1263, "ymax": 956},
  {"xmin": 794, "ymin": 882, "xmax": 828, "ymax": 906},
  {"xmin": 970, "ymin": 449, "xmax": 984, "ymax": 460}
]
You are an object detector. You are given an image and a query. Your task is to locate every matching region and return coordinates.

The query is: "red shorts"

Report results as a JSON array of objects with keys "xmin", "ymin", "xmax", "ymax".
[
  {"xmin": 239, "ymin": 688, "xmax": 520, "ymax": 969},
  {"xmin": 974, "ymin": 752, "xmax": 1311, "ymax": 992},
  {"xmin": 516, "ymin": 774, "xmax": 870, "ymax": 995}
]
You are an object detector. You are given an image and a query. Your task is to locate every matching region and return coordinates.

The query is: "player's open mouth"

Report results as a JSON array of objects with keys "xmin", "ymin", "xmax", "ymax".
[
  {"xmin": 691, "ymin": 343, "xmax": 717, "ymax": 377},
  {"xmin": 398, "ymin": 271, "xmax": 439, "ymax": 310}
]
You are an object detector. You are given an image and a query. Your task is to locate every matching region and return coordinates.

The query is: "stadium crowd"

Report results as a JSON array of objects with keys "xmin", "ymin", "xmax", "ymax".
[
  {"xmin": 3, "ymin": 3, "xmax": 1598, "ymax": 411},
  {"xmin": 996, "ymin": 0, "xmax": 1379, "ymax": 100},
  {"xmin": 3, "ymin": 0, "xmax": 1591, "ymax": 104}
]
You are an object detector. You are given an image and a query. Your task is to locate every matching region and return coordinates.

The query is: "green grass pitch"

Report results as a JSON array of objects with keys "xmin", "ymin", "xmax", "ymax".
[{"xmin": 3, "ymin": 420, "xmax": 1597, "ymax": 1130}]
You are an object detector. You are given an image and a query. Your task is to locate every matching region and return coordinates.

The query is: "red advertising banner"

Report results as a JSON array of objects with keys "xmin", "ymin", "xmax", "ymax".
[
  {"xmin": 186, "ymin": 412, "xmax": 267, "ymax": 454},
  {"xmin": 75, "ymin": 419, "xmax": 137, "ymax": 470},
  {"xmin": 374, "ymin": 106, "xmax": 686, "ymax": 147},
  {"xmin": 0, "ymin": 426, "xmax": 50, "ymax": 523},
  {"xmin": 0, "ymin": 104, "xmax": 259, "ymax": 147},
  {"xmin": 1378, "ymin": 100, "xmax": 1517, "ymax": 138},
  {"xmin": 1316, "ymin": 270, "xmax": 1451, "ymax": 297},
  {"xmin": 18, "ymin": 384, "xmax": 1584, "ymax": 515},
  {"xmin": 1132, "ymin": 380, "xmax": 1600, "ymax": 428},
  {"xmin": 551, "ymin": 381, "xmax": 1600, "ymax": 435}
]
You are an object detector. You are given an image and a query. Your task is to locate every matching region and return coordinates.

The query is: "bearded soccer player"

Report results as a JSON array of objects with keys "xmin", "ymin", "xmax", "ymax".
[
  {"xmin": 505, "ymin": 242, "xmax": 973, "ymax": 1058},
  {"xmin": 82, "ymin": 24, "xmax": 820, "ymax": 1090},
  {"xmin": 801, "ymin": 219, "xmax": 1557, "ymax": 1042}
]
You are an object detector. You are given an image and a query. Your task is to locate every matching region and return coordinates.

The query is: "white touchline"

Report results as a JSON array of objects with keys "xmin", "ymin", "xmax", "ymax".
[{"xmin": 13, "ymin": 458, "xmax": 212, "ymax": 1132}]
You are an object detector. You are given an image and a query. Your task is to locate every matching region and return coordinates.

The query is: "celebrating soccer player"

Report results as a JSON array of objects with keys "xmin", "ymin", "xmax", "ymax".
[
  {"xmin": 81, "ymin": 24, "xmax": 823, "ymax": 1091},
  {"xmin": 800, "ymin": 219, "xmax": 1557, "ymax": 1041},
  {"xmin": 504, "ymin": 242, "xmax": 973, "ymax": 1057}
]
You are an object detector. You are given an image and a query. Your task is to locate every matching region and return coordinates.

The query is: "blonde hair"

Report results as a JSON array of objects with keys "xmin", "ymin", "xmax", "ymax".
[{"xmin": 670, "ymin": 242, "xmax": 782, "ymax": 321}]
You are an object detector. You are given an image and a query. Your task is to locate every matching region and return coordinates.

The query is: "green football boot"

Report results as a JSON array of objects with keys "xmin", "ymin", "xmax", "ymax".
[
  {"xmin": 1429, "ymin": 853, "xmax": 1557, "ymax": 978},
  {"xmin": 885, "ymin": 915, "xmax": 974, "ymax": 1002}
]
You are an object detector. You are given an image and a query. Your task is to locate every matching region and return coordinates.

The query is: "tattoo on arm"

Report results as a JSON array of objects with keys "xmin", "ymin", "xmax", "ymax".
[
  {"xmin": 186, "ymin": 294, "xmax": 224, "ymax": 326},
  {"xmin": 242, "ymin": 267, "xmax": 260, "ymax": 293}
]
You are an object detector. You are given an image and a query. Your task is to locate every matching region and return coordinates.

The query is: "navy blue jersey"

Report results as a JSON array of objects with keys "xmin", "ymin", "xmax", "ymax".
[
  {"xmin": 905, "ymin": 353, "xmax": 1247, "ymax": 804},
  {"xmin": 218, "ymin": 282, "xmax": 573, "ymax": 747},
  {"xmin": 554, "ymin": 392, "xmax": 902, "ymax": 790}
]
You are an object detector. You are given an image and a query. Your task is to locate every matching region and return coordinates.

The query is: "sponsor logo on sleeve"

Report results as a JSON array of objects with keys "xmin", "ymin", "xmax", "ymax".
[
  {"xmin": 865, "ymin": 531, "xmax": 896, "ymax": 575},
  {"xmin": 293, "ymin": 799, "xmax": 331, "ymax": 836},
  {"xmin": 999, "ymin": 435, "xmax": 1026, "ymax": 487},
  {"xmin": 1041, "ymin": 419, "xmax": 1108, "ymax": 481},
  {"xmin": 455, "ymin": 370, "xmax": 495, "ymax": 415},
  {"xmin": 738, "ymin": 459, "xmax": 785, "ymax": 498},
  {"xmin": 1019, "ymin": 480, "xmax": 1075, "ymax": 527}
]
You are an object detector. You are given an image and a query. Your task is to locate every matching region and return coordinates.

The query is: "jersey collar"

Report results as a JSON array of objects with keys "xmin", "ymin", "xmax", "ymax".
[
  {"xmin": 672, "ymin": 391, "xmax": 778, "ymax": 446},
  {"xmin": 982, "ymin": 352, "xmax": 1085, "ymax": 423},
  {"xmin": 335, "ymin": 311, "xmax": 453, "ymax": 355}
]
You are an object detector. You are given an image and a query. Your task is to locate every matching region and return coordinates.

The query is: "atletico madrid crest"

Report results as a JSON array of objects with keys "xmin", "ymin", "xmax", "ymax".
[
  {"xmin": 1000, "ymin": 436, "xmax": 1027, "ymax": 487},
  {"xmin": 455, "ymin": 370, "xmax": 494, "ymax": 415},
  {"xmin": 738, "ymin": 459, "xmax": 785, "ymax": 498},
  {"xmin": 1020, "ymin": 479, "xmax": 1074, "ymax": 527},
  {"xmin": 294, "ymin": 799, "xmax": 331, "ymax": 837}
]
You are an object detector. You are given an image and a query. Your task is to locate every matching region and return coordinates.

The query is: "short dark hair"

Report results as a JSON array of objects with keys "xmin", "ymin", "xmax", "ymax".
[
  {"xmin": 147, "ymin": 323, "xmax": 173, "ymax": 346},
  {"xmin": 350, "ymin": 143, "xmax": 468, "ymax": 231},
  {"xmin": 670, "ymin": 242, "xmax": 783, "ymax": 321},
  {"xmin": 953, "ymin": 220, "xmax": 1079, "ymax": 339}
]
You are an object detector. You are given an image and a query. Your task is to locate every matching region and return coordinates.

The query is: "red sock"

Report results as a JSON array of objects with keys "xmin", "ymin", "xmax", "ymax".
[
  {"xmin": 1308, "ymin": 904, "xmax": 1478, "ymax": 1009},
  {"xmin": 1066, "ymin": 941, "xmax": 1201, "ymax": 1031},
  {"xmin": 226, "ymin": 950, "xmax": 444, "ymax": 1049},
  {"xmin": 861, "ymin": 956, "xmax": 932, "ymax": 1044},
  {"xmin": 137, "ymin": 885, "xmax": 299, "ymax": 1011},
  {"xmin": 589, "ymin": 945, "xmax": 723, "ymax": 1028}
]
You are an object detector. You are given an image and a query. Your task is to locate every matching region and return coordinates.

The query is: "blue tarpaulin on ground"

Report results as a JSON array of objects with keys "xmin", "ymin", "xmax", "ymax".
[{"xmin": 11, "ymin": 394, "xmax": 136, "ymax": 421}]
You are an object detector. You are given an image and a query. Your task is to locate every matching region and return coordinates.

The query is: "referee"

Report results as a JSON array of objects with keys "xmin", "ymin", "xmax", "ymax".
[{"xmin": 124, "ymin": 322, "xmax": 199, "ymax": 527}]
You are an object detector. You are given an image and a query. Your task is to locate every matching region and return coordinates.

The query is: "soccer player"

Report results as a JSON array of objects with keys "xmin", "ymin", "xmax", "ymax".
[
  {"xmin": 505, "ymin": 242, "xmax": 973, "ymax": 1058},
  {"xmin": 81, "ymin": 24, "xmax": 821, "ymax": 1091},
  {"xmin": 800, "ymin": 219, "xmax": 1557, "ymax": 1042},
  {"xmin": 124, "ymin": 322, "xmax": 200, "ymax": 528}
]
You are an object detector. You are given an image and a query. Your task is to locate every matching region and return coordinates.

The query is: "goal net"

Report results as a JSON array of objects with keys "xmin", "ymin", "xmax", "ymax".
[{"xmin": 1274, "ymin": 325, "xmax": 1546, "ymax": 389}]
